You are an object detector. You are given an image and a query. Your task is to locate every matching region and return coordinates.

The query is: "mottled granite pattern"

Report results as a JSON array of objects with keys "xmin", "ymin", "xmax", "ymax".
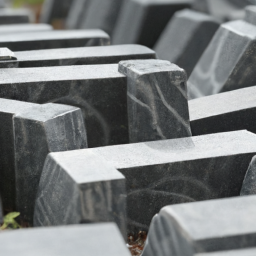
[
  {"xmin": 241, "ymin": 156, "xmax": 256, "ymax": 196},
  {"xmin": 119, "ymin": 59, "xmax": 191, "ymax": 143},
  {"xmin": 34, "ymin": 150, "xmax": 126, "ymax": 238}
]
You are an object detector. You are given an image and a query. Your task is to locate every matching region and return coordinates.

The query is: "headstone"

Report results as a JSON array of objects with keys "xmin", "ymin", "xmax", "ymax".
[
  {"xmin": 195, "ymin": 248, "xmax": 256, "ymax": 256},
  {"xmin": 0, "ymin": 8, "xmax": 31, "ymax": 24},
  {"xmin": 119, "ymin": 59, "xmax": 191, "ymax": 143},
  {"xmin": 54, "ymin": 130, "xmax": 256, "ymax": 233},
  {"xmin": 189, "ymin": 86, "xmax": 256, "ymax": 136},
  {"xmin": 0, "ymin": 23, "xmax": 52, "ymax": 34},
  {"xmin": 112, "ymin": 0, "xmax": 192, "ymax": 48},
  {"xmin": 9, "ymin": 44, "xmax": 156, "ymax": 68},
  {"xmin": 0, "ymin": 48, "xmax": 17, "ymax": 68},
  {"xmin": 0, "ymin": 98, "xmax": 87, "ymax": 223},
  {"xmin": 0, "ymin": 223, "xmax": 131, "ymax": 256},
  {"xmin": 34, "ymin": 150, "xmax": 126, "ymax": 238},
  {"xmin": 241, "ymin": 156, "xmax": 256, "ymax": 196},
  {"xmin": 188, "ymin": 9, "xmax": 256, "ymax": 99},
  {"xmin": 0, "ymin": 29, "xmax": 109, "ymax": 51},
  {"xmin": 154, "ymin": 9, "xmax": 220, "ymax": 77},
  {"xmin": 142, "ymin": 196, "xmax": 256, "ymax": 256},
  {"xmin": 79, "ymin": 0, "xmax": 125, "ymax": 37}
]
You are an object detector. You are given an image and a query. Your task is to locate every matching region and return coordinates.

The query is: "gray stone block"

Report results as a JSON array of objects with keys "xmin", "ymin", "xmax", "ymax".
[
  {"xmin": 241, "ymin": 156, "xmax": 256, "ymax": 196},
  {"xmin": 0, "ymin": 196, "xmax": 3, "ymax": 225},
  {"xmin": 142, "ymin": 196, "xmax": 256, "ymax": 256},
  {"xmin": 88, "ymin": 130, "xmax": 256, "ymax": 232},
  {"xmin": 195, "ymin": 248, "xmax": 256, "ymax": 256},
  {"xmin": 154, "ymin": 9, "xmax": 219, "ymax": 77},
  {"xmin": 0, "ymin": 8, "xmax": 31, "ymax": 24},
  {"xmin": 189, "ymin": 86, "xmax": 256, "ymax": 136},
  {"xmin": 119, "ymin": 59, "xmax": 191, "ymax": 143},
  {"xmin": 0, "ymin": 30, "xmax": 109, "ymax": 51},
  {"xmin": 188, "ymin": 18, "xmax": 256, "ymax": 99},
  {"xmin": 12, "ymin": 44, "xmax": 156, "ymax": 68},
  {"xmin": 79, "ymin": 0, "xmax": 125, "ymax": 37},
  {"xmin": 0, "ymin": 24, "xmax": 52, "ymax": 34},
  {"xmin": 0, "ymin": 223, "xmax": 130, "ymax": 256},
  {"xmin": 244, "ymin": 5, "xmax": 256, "ymax": 26},
  {"xmin": 34, "ymin": 150, "xmax": 126, "ymax": 238},
  {"xmin": 112, "ymin": 0, "xmax": 192, "ymax": 48}
]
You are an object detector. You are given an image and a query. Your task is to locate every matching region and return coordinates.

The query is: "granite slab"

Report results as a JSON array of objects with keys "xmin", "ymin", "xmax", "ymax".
[
  {"xmin": 0, "ymin": 8, "xmax": 31, "ymax": 24},
  {"xmin": 0, "ymin": 23, "xmax": 52, "ymax": 34}
]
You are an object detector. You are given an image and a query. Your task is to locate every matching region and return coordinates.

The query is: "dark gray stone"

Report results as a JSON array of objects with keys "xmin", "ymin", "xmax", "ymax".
[
  {"xmin": 195, "ymin": 248, "xmax": 256, "ymax": 256},
  {"xmin": 0, "ymin": 47, "xmax": 17, "ymax": 69},
  {"xmin": 0, "ymin": 23, "xmax": 52, "ymax": 34},
  {"xmin": 0, "ymin": 30, "xmax": 109, "ymax": 51},
  {"xmin": 79, "ymin": 0, "xmax": 125, "ymax": 37},
  {"xmin": 0, "ymin": 223, "xmax": 130, "ymax": 256},
  {"xmin": 0, "ymin": 98, "xmax": 87, "ymax": 222},
  {"xmin": 12, "ymin": 44, "xmax": 156, "ymax": 68},
  {"xmin": 0, "ymin": 8, "xmax": 31, "ymax": 24},
  {"xmin": 154, "ymin": 9, "xmax": 220, "ymax": 77},
  {"xmin": 0, "ymin": 196, "xmax": 3, "ymax": 225},
  {"xmin": 112, "ymin": 0, "xmax": 192, "ymax": 48},
  {"xmin": 188, "ymin": 19, "xmax": 256, "ymax": 99},
  {"xmin": 142, "ymin": 196, "xmax": 256, "ymax": 256},
  {"xmin": 189, "ymin": 86, "xmax": 256, "ymax": 136},
  {"xmin": 119, "ymin": 59, "xmax": 191, "ymax": 143},
  {"xmin": 87, "ymin": 130, "xmax": 256, "ymax": 233},
  {"xmin": 241, "ymin": 156, "xmax": 256, "ymax": 196},
  {"xmin": 34, "ymin": 150, "xmax": 126, "ymax": 238}
]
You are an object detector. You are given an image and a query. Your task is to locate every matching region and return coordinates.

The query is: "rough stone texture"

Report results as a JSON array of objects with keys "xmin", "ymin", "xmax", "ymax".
[
  {"xmin": 12, "ymin": 44, "xmax": 156, "ymax": 68},
  {"xmin": 88, "ymin": 130, "xmax": 256, "ymax": 233},
  {"xmin": 188, "ymin": 20, "xmax": 256, "ymax": 99},
  {"xmin": 0, "ymin": 8, "xmax": 31, "ymax": 24},
  {"xmin": 154, "ymin": 9, "xmax": 219, "ymax": 77},
  {"xmin": 142, "ymin": 196, "xmax": 256, "ymax": 256},
  {"xmin": 119, "ymin": 59, "xmax": 191, "ymax": 143},
  {"xmin": 0, "ymin": 24, "xmax": 52, "ymax": 34},
  {"xmin": 189, "ymin": 86, "xmax": 256, "ymax": 136},
  {"xmin": 195, "ymin": 248, "xmax": 256, "ymax": 256},
  {"xmin": 34, "ymin": 150, "xmax": 126, "ymax": 238},
  {"xmin": 112, "ymin": 0, "xmax": 192, "ymax": 48},
  {"xmin": 0, "ymin": 64, "xmax": 127, "ymax": 148},
  {"xmin": 240, "ymin": 156, "xmax": 256, "ymax": 196},
  {"xmin": 0, "ymin": 30, "xmax": 110, "ymax": 51},
  {"xmin": 0, "ymin": 48, "xmax": 17, "ymax": 68},
  {"xmin": 244, "ymin": 5, "xmax": 256, "ymax": 26},
  {"xmin": 0, "ymin": 223, "xmax": 130, "ymax": 256},
  {"xmin": 79, "ymin": 0, "xmax": 125, "ymax": 37}
]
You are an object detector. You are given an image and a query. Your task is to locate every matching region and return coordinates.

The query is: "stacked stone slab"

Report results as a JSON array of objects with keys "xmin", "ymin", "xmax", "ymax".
[
  {"xmin": 189, "ymin": 86, "xmax": 256, "ymax": 136},
  {"xmin": 143, "ymin": 196, "xmax": 256, "ymax": 256},
  {"xmin": 0, "ymin": 98, "xmax": 87, "ymax": 224},
  {"xmin": 188, "ymin": 5, "xmax": 256, "ymax": 99},
  {"xmin": 241, "ymin": 156, "xmax": 256, "ymax": 196},
  {"xmin": 0, "ymin": 223, "xmax": 130, "ymax": 256},
  {"xmin": 0, "ymin": 30, "xmax": 109, "ymax": 51},
  {"xmin": 35, "ymin": 130, "xmax": 256, "ymax": 233},
  {"xmin": 0, "ymin": 24, "xmax": 52, "ymax": 34},
  {"xmin": 0, "ymin": 8, "xmax": 31, "ymax": 24},
  {"xmin": 154, "ymin": 9, "xmax": 220, "ymax": 77},
  {"xmin": 34, "ymin": 150, "xmax": 126, "ymax": 238},
  {"xmin": 195, "ymin": 248, "xmax": 256, "ymax": 256},
  {"xmin": 112, "ymin": 0, "xmax": 193, "ymax": 48}
]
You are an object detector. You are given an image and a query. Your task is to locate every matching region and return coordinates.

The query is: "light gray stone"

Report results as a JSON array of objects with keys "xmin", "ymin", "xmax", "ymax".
[
  {"xmin": 0, "ymin": 23, "xmax": 52, "ymax": 34},
  {"xmin": 0, "ymin": 8, "xmax": 32, "ymax": 24},
  {"xmin": 34, "ymin": 150, "xmax": 126, "ymax": 238},
  {"xmin": 143, "ymin": 196, "xmax": 256, "ymax": 256},
  {"xmin": 241, "ymin": 156, "xmax": 256, "ymax": 196},
  {"xmin": 119, "ymin": 59, "xmax": 191, "ymax": 143},
  {"xmin": 195, "ymin": 248, "xmax": 256, "ymax": 256},
  {"xmin": 154, "ymin": 9, "xmax": 220, "ymax": 77},
  {"xmin": 0, "ymin": 223, "xmax": 130, "ymax": 256},
  {"xmin": 244, "ymin": 5, "xmax": 256, "ymax": 26},
  {"xmin": 0, "ymin": 48, "xmax": 17, "ymax": 68}
]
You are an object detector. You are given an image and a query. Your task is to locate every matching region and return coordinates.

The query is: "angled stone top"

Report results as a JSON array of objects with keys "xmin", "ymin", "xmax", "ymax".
[
  {"xmin": 0, "ymin": 98, "xmax": 34, "ymax": 114},
  {"xmin": 0, "ymin": 48, "xmax": 16, "ymax": 61},
  {"xmin": 244, "ymin": 5, "xmax": 256, "ymax": 26},
  {"xmin": 176, "ymin": 8, "xmax": 219, "ymax": 22},
  {"xmin": 189, "ymin": 86, "xmax": 256, "ymax": 121},
  {"xmin": 48, "ymin": 150, "xmax": 125, "ymax": 184},
  {"xmin": 195, "ymin": 248, "xmax": 256, "ymax": 256},
  {"xmin": 0, "ymin": 23, "xmax": 52, "ymax": 34},
  {"xmin": 133, "ymin": 0, "xmax": 192, "ymax": 5},
  {"xmin": 88, "ymin": 130, "xmax": 256, "ymax": 168}
]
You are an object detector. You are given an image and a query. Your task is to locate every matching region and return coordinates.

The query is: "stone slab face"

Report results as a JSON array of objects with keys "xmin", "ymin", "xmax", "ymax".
[
  {"xmin": 0, "ymin": 48, "xmax": 17, "ymax": 68},
  {"xmin": 188, "ymin": 19, "xmax": 256, "ymax": 99},
  {"xmin": 0, "ymin": 24, "xmax": 53, "ymax": 34},
  {"xmin": 112, "ymin": 0, "xmax": 192, "ymax": 48},
  {"xmin": 244, "ymin": 6, "xmax": 256, "ymax": 26},
  {"xmin": 154, "ymin": 9, "xmax": 220, "ymax": 77},
  {"xmin": 195, "ymin": 248, "xmax": 256, "ymax": 256},
  {"xmin": 119, "ymin": 59, "xmax": 191, "ymax": 143},
  {"xmin": 34, "ymin": 150, "xmax": 126, "ymax": 238},
  {"xmin": 0, "ymin": 64, "xmax": 127, "ymax": 148},
  {"xmin": 142, "ymin": 196, "xmax": 256, "ymax": 256},
  {"xmin": 0, "ymin": 223, "xmax": 131, "ymax": 256},
  {"xmin": 0, "ymin": 196, "xmax": 3, "ymax": 224},
  {"xmin": 87, "ymin": 130, "xmax": 256, "ymax": 233},
  {"xmin": 0, "ymin": 30, "xmax": 109, "ymax": 51},
  {"xmin": 0, "ymin": 8, "xmax": 31, "ymax": 24},
  {"xmin": 13, "ymin": 44, "xmax": 156, "ymax": 68},
  {"xmin": 79, "ymin": 0, "xmax": 125, "ymax": 36},
  {"xmin": 189, "ymin": 86, "xmax": 256, "ymax": 136}
]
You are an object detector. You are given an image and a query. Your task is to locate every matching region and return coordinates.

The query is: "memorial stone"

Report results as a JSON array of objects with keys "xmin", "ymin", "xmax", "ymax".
[
  {"xmin": 241, "ymin": 156, "xmax": 256, "ymax": 196},
  {"xmin": 154, "ymin": 9, "xmax": 220, "ymax": 77},
  {"xmin": 0, "ymin": 223, "xmax": 130, "ymax": 256},
  {"xmin": 0, "ymin": 29, "xmax": 110, "ymax": 51},
  {"xmin": 188, "ymin": 10, "xmax": 256, "ymax": 99},
  {"xmin": 34, "ymin": 150, "xmax": 126, "ymax": 238},
  {"xmin": 112, "ymin": 0, "xmax": 192, "ymax": 48},
  {"xmin": 119, "ymin": 59, "xmax": 191, "ymax": 143},
  {"xmin": 0, "ymin": 48, "xmax": 17, "ymax": 68},
  {"xmin": 142, "ymin": 196, "xmax": 256, "ymax": 256},
  {"xmin": 0, "ymin": 8, "xmax": 31, "ymax": 24},
  {"xmin": 244, "ymin": 5, "xmax": 256, "ymax": 26},
  {"xmin": 189, "ymin": 86, "xmax": 256, "ymax": 136},
  {"xmin": 0, "ymin": 23, "xmax": 52, "ymax": 34},
  {"xmin": 195, "ymin": 248, "xmax": 256, "ymax": 256}
]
